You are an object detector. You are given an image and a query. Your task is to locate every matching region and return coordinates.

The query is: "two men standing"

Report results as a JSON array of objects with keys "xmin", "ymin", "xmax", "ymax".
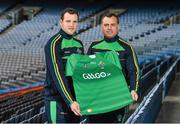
[{"xmin": 44, "ymin": 8, "xmax": 139, "ymax": 123}]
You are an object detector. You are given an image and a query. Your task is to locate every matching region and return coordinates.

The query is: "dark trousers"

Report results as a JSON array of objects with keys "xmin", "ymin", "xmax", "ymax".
[
  {"xmin": 80, "ymin": 108, "xmax": 128, "ymax": 123},
  {"xmin": 45, "ymin": 100, "xmax": 80, "ymax": 123}
]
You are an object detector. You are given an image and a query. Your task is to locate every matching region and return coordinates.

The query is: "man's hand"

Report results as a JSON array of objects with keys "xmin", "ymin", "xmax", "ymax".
[
  {"xmin": 131, "ymin": 90, "xmax": 138, "ymax": 101},
  {"xmin": 70, "ymin": 101, "xmax": 81, "ymax": 116}
]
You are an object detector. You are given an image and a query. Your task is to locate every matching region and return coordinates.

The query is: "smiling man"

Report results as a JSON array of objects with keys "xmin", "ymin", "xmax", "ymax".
[
  {"xmin": 87, "ymin": 13, "xmax": 140, "ymax": 123},
  {"xmin": 44, "ymin": 8, "xmax": 84, "ymax": 123}
]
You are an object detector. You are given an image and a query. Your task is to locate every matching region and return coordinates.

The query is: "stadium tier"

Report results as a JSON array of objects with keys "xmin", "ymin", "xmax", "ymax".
[{"xmin": 0, "ymin": 0, "xmax": 180, "ymax": 123}]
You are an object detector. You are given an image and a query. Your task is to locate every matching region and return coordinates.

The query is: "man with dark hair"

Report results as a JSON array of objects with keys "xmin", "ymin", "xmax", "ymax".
[
  {"xmin": 100, "ymin": 13, "xmax": 119, "ymax": 24},
  {"xmin": 60, "ymin": 8, "xmax": 79, "ymax": 20},
  {"xmin": 86, "ymin": 12, "xmax": 139, "ymax": 123},
  {"xmin": 44, "ymin": 8, "xmax": 84, "ymax": 123}
]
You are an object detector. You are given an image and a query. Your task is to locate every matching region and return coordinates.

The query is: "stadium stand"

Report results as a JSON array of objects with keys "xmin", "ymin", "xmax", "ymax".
[
  {"xmin": 0, "ymin": 19, "xmax": 12, "ymax": 33},
  {"xmin": 0, "ymin": 0, "xmax": 180, "ymax": 123}
]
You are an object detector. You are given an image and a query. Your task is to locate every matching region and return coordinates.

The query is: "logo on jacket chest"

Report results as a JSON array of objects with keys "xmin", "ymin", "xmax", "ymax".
[{"xmin": 63, "ymin": 48, "xmax": 82, "ymax": 54}]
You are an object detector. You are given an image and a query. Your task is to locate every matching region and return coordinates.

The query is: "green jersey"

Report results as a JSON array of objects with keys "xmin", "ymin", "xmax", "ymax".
[{"xmin": 65, "ymin": 51, "xmax": 133, "ymax": 115}]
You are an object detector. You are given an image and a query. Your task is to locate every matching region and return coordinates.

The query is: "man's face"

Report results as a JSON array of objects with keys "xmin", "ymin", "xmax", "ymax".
[
  {"xmin": 60, "ymin": 12, "xmax": 78, "ymax": 35},
  {"xmin": 101, "ymin": 16, "xmax": 119, "ymax": 38}
]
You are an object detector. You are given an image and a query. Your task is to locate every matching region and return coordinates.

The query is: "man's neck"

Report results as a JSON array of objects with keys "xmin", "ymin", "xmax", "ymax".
[{"xmin": 59, "ymin": 29, "xmax": 73, "ymax": 39}]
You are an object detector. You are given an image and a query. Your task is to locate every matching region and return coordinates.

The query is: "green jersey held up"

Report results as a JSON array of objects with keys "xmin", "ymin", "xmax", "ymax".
[{"xmin": 65, "ymin": 51, "xmax": 133, "ymax": 115}]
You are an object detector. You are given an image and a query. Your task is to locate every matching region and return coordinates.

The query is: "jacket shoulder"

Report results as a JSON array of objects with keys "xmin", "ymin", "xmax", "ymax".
[
  {"xmin": 90, "ymin": 39, "xmax": 104, "ymax": 46},
  {"xmin": 73, "ymin": 37, "xmax": 83, "ymax": 43},
  {"xmin": 45, "ymin": 33, "xmax": 62, "ymax": 49},
  {"xmin": 118, "ymin": 37, "xmax": 133, "ymax": 48}
]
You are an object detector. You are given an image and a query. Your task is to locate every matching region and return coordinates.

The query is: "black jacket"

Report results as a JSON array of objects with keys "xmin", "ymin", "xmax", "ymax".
[
  {"xmin": 87, "ymin": 35, "xmax": 139, "ymax": 91},
  {"xmin": 44, "ymin": 29, "xmax": 84, "ymax": 108}
]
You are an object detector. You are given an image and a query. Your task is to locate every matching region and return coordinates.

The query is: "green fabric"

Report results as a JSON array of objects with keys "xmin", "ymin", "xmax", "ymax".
[
  {"xmin": 66, "ymin": 51, "xmax": 133, "ymax": 115},
  {"xmin": 50, "ymin": 101, "xmax": 56, "ymax": 123},
  {"xmin": 92, "ymin": 40, "xmax": 125, "ymax": 51},
  {"xmin": 61, "ymin": 38, "xmax": 82, "ymax": 49}
]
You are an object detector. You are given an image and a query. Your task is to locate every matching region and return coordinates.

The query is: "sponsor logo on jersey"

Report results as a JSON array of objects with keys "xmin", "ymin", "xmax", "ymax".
[{"xmin": 82, "ymin": 72, "xmax": 111, "ymax": 79}]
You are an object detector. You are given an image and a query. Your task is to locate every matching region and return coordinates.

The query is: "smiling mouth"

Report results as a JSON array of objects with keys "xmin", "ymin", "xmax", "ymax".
[
  {"xmin": 68, "ymin": 28, "xmax": 74, "ymax": 30},
  {"xmin": 107, "ymin": 31, "xmax": 112, "ymax": 34},
  {"xmin": 107, "ymin": 30, "xmax": 112, "ymax": 32}
]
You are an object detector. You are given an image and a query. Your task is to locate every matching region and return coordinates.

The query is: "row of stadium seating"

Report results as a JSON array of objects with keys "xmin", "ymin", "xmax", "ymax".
[
  {"xmin": 23, "ymin": 0, "xmax": 112, "ymax": 21},
  {"xmin": 0, "ymin": 1, "xmax": 180, "ymax": 122},
  {"xmin": 139, "ymin": 56, "xmax": 175, "ymax": 98},
  {"xmin": 78, "ymin": 6, "xmax": 179, "ymax": 42},
  {"xmin": 0, "ymin": 88, "xmax": 44, "ymax": 122},
  {"xmin": 0, "ymin": 19, "xmax": 12, "ymax": 33},
  {"xmin": 127, "ymin": 58, "xmax": 180, "ymax": 123}
]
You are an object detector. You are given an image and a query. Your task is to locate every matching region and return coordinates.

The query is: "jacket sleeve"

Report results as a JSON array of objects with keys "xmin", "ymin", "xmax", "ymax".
[
  {"xmin": 126, "ymin": 46, "xmax": 140, "ymax": 92},
  {"xmin": 44, "ymin": 37, "xmax": 75, "ymax": 106}
]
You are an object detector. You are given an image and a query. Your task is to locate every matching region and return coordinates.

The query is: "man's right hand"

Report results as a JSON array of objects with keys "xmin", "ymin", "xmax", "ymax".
[{"xmin": 70, "ymin": 101, "xmax": 81, "ymax": 116}]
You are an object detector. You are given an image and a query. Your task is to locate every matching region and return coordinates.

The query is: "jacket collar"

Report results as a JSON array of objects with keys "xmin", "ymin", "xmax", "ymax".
[
  {"xmin": 59, "ymin": 29, "xmax": 73, "ymax": 39},
  {"xmin": 104, "ymin": 35, "xmax": 119, "ymax": 42}
]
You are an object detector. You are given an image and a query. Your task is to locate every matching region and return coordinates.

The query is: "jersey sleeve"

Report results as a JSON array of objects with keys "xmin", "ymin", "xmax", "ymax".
[{"xmin": 65, "ymin": 54, "xmax": 79, "ymax": 76}]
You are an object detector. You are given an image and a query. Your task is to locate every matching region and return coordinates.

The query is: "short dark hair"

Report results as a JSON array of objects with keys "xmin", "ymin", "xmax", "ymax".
[
  {"xmin": 101, "ymin": 13, "xmax": 119, "ymax": 24},
  {"xmin": 60, "ymin": 8, "xmax": 79, "ymax": 21}
]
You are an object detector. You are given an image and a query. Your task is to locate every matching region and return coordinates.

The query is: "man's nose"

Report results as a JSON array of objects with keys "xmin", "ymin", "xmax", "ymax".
[
  {"xmin": 70, "ymin": 22, "xmax": 75, "ymax": 27},
  {"xmin": 108, "ymin": 25, "xmax": 112, "ymax": 29}
]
